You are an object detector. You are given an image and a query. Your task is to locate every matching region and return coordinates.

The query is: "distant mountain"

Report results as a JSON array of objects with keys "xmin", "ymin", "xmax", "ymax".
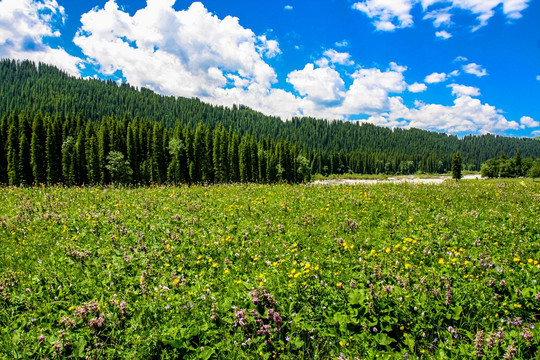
[{"xmin": 1, "ymin": 59, "xmax": 539, "ymax": 179}]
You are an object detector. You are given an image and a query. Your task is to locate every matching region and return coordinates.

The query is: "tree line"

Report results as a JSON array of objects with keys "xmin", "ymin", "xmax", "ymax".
[
  {"xmin": 0, "ymin": 112, "xmax": 310, "ymax": 186},
  {"xmin": 480, "ymin": 151, "xmax": 540, "ymax": 179},
  {"xmin": 1, "ymin": 59, "xmax": 540, "ymax": 180}
]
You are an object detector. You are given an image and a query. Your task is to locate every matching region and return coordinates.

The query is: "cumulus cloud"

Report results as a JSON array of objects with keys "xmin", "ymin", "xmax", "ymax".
[
  {"xmin": 353, "ymin": 0, "xmax": 530, "ymax": 33},
  {"xmin": 424, "ymin": 72, "xmax": 447, "ymax": 84},
  {"xmin": 367, "ymin": 95, "xmax": 520, "ymax": 133},
  {"xmin": 435, "ymin": 30, "xmax": 452, "ymax": 39},
  {"xmin": 352, "ymin": 0, "xmax": 414, "ymax": 31},
  {"xmin": 74, "ymin": 1, "xmax": 300, "ymax": 117},
  {"xmin": 284, "ymin": 5, "xmax": 293, "ymax": 10},
  {"xmin": 0, "ymin": 0, "xmax": 82, "ymax": 75},
  {"xmin": 447, "ymin": 83, "xmax": 480, "ymax": 97},
  {"xmin": 287, "ymin": 64, "xmax": 345, "ymax": 104},
  {"xmin": 338, "ymin": 64, "xmax": 407, "ymax": 114},
  {"xmin": 335, "ymin": 40, "xmax": 350, "ymax": 48},
  {"xmin": 463, "ymin": 63, "xmax": 488, "ymax": 77},
  {"xmin": 454, "ymin": 56, "xmax": 468, "ymax": 62},
  {"xmin": 323, "ymin": 49, "xmax": 354, "ymax": 66},
  {"xmin": 406, "ymin": 96, "xmax": 520, "ymax": 133},
  {"xmin": 536, "ymin": 75, "xmax": 540, "ymax": 81},
  {"xmin": 520, "ymin": 116, "xmax": 540, "ymax": 128},
  {"xmin": 408, "ymin": 82, "xmax": 427, "ymax": 93}
]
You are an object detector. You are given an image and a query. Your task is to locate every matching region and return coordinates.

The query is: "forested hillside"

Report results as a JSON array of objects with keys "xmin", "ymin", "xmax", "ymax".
[{"xmin": 1, "ymin": 59, "xmax": 540, "ymax": 185}]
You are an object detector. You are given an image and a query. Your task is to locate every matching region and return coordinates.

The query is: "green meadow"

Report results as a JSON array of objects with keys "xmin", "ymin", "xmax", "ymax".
[{"xmin": 1, "ymin": 181, "xmax": 539, "ymax": 359}]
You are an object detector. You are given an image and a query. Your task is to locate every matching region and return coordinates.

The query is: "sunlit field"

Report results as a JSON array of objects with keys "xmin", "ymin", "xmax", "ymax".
[{"xmin": 1, "ymin": 181, "xmax": 539, "ymax": 359}]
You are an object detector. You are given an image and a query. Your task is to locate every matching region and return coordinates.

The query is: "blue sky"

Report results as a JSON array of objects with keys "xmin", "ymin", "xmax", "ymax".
[{"xmin": 1, "ymin": 0, "xmax": 539, "ymax": 137}]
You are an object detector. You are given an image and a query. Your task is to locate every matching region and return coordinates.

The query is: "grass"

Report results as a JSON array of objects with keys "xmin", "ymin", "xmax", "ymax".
[{"xmin": 0, "ymin": 181, "xmax": 539, "ymax": 359}]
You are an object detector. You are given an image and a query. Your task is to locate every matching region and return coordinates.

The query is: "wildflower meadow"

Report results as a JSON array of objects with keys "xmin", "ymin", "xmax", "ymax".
[{"xmin": 0, "ymin": 180, "xmax": 539, "ymax": 359}]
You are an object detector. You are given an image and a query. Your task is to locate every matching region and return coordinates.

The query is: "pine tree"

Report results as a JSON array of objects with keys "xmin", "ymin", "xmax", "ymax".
[
  {"xmin": 62, "ymin": 136, "xmax": 76, "ymax": 185},
  {"xmin": 6, "ymin": 120, "xmax": 20, "ymax": 185},
  {"xmin": 18, "ymin": 115, "xmax": 33, "ymax": 185},
  {"xmin": 193, "ymin": 123, "xmax": 206, "ymax": 183},
  {"xmin": 452, "ymin": 151, "xmax": 462, "ymax": 181},
  {"xmin": 0, "ymin": 115, "xmax": 8, "ymax": 184},
  {"xmin": 126, "ymin": 123, "xmax": 139, "ymax": 183},
  {"xmin": 98, "ymin": 121, "xmax": 111, "ymax": 183},
  {"xmin": 228, "ymin": 132, "xmax": 240, "ymax": 183},
  {"xmin": 46, "ymin": 116, "xmax": 61, "ymax": 184},
  {"xmin": 239, "ymin": 134, "xmax": 251, "ymax": 182},
  {"xmin": 151, "ymin": 123, "xmax": 165, "ymax": 184},
  {"xmin": 31, "ymin": 112, "xmax": 47, "ymax": 184},
  {"xmin": 213, "ymin": 124, "xmax": 228, "ymax": 183}
]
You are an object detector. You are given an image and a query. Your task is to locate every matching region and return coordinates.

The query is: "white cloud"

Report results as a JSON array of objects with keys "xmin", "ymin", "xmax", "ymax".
[
  {"xmin": 537, "ymin": 75, "xmax": 540, "ymax": 81},
  {"xmin": 423, "ymin": 7, "xmax": 453, "ymax": 27},
  {"xmin": 74, "ymin": 1, "xmax": 296, "ymax": 116},
  {"xmin": 408, "ymin": 82, "xmax": 427, "ymax": 93},
  {"xmin": 406, "ymin": 96, "xmax": 520, "ymax": 133},
  {"xmin": 368, "ymin": 95, "xmax": 520, "ymax": 133},
  {"xmin": 287, "ymin": 64, "xmax": 345, "ymax": 104},
  {"xmin": 424, "ymin": 72, "xmax": 447, "ymax": 83},
  {"xmin": 322, "ymin": 49, "xmax": 354, "ymax": 66},
  {"xmin": 70, "ymin": 1, "xmax": 525, "ymax": 135},
  {"xmin": 284, "ymin": 5, "xmax": 293, "ymax": 10},
  {"xmin": 447, "ymin": 83, "xmax": 480, "ymax": 97},
  {"xmin": 462, "ymin": 62, "xmax": 488, "ymax": 77},
  {"xmin": 335, "ymin": 40, "xmax": 350, "ymax": 48},
  {"xmin": 353, "ymin": 0, "xmax": 530, "ymax": 33},
  {"xmin": 454, "ymin": 56, "xmax": 468, "ymax": 62},
  {"xmin": 0, "ymin": 0, "xmax": 82, "ymax": 75},
  {"xmin": 338, "ymin": 65, "xmax": 407, "ymax": 114},
  {"xmin": 352, "ymin": 0, "xmax": 414, "ymax": 31},
  {"xmin": 435, "ymin": 30, "xmax": 452, "ymax": 39},
  {"xmin": 520, "ymin": 116, "xmax": 540, "ymax": 128},
  {"xmin": 532, "ymin": 130, "xmax": 540, "ymax": 137}
]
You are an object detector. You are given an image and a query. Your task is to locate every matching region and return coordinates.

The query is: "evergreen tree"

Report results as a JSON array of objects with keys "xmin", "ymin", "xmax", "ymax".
[
  {"xmin": 167, "ymin": 138, "xmax": 187, "ymax": 184},
  {"xmin": 61, "ymin": 136, "xmax": 76, "ymax": 185},
  {"xmin": 193, "ymin": 123, "xmax": 206, "ymax": 183},
  {"xmin": 6, "ymin": 120, "xmax": 20, "ymax": 185},
  {"xmin": 452, "ymin": 151, "xmax": 462, "ymax": 181},
  {"xmin": 30, "ymin": 112, "xmax": 47, "ymax": 184},
  {"xmin": 18, "ymin": 117, "xmax": 33, "ymax": 185},
  {"xmin": 0, "ymin": 115, "xmax": 8, "ymax": 184},
  {"xmin": 46, "ymin": 116, "xmax": 61, "ymax": 184},
  {"xmin": 514, "ymin": 150, "xmax": 522, "ymax": 176},
  {"xmin": 98, "ymin": 121, "xmax": 111, "ymax": 183},
  {"xmin": 228, "ymin": 133, "xmax": 240, "ymax": 183},
  {"xmin": 151, "ymin": 123, "xmax": 166, "ymax": 183},
  {"xmin": 105, "ymin": 151, "xmax": 133, "ymax": 184}
]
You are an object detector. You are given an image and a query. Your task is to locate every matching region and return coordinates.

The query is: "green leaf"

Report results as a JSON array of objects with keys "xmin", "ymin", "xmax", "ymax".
[
  {"xmin": 375, "ymin": 333, "xmax": 395, "ymax": 346},
  {"xmin": 452, "ymin": 305, "xmax": 463, "ymax": 320},
  {"xmin": 349, "ymin": 289, "xmax": 366, "ymax": 306},
  {"xmin": 404, "ymin": 336, "xmax": 415, "ymax": 352}
]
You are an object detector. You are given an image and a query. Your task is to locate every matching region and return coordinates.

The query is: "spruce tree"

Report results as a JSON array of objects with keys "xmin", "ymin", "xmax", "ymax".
[
  {"xmin": 31, "ymin": 112, "xmax": 47, "ymax": 184},
  {"xmin": 46, "ymin": 116, "xmax": 61, "ymax": 184},
  {"xmin": 0, "ymin": 115, "xmax": 8, "ymax": 184},
  {"xmin": 452, "ymin": 151, "xmax": 462, "ymax": 181},
  {"xmin": 7, "ymin": 120, "xmax": 20, "ymax": 185},
  {"xmin": 18, "ymin": 119, "xmax": 33, "ymax": 185}
]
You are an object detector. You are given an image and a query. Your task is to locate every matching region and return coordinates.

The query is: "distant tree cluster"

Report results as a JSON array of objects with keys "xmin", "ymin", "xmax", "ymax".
[
  {"xmin": 480, "ymin": 151, "xmax": 539, "ymax": 179},
  {"xmin": 2, "ymin": 59, "xmax": 540, "ymax": 181},
  {"xmin": 0, "ymin": 112, "xmax": 309, "ymax": 186}
]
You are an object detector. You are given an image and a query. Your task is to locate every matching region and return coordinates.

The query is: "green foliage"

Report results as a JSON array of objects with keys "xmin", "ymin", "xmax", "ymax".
[
  {"xmin": 529, "ymin": 162, "xmax": 540, "ymax": 181},
  {"xmin": 1, "ymin": 182, "xmax": 539, "ymax": 358},
  {"xmin": 481, "ymin": 151, "xmax": 535, "ymax": 179},
  {"xmin": 2, "ymin": 59, "xmax": 540, "ymax": 181},
  {"xmin": 105, "ymin": 151, "xmax": 133, "ymax": 184},
  {"xmin": 451, "ymin": 152, "xmax": 462, "ymax": 181}
]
